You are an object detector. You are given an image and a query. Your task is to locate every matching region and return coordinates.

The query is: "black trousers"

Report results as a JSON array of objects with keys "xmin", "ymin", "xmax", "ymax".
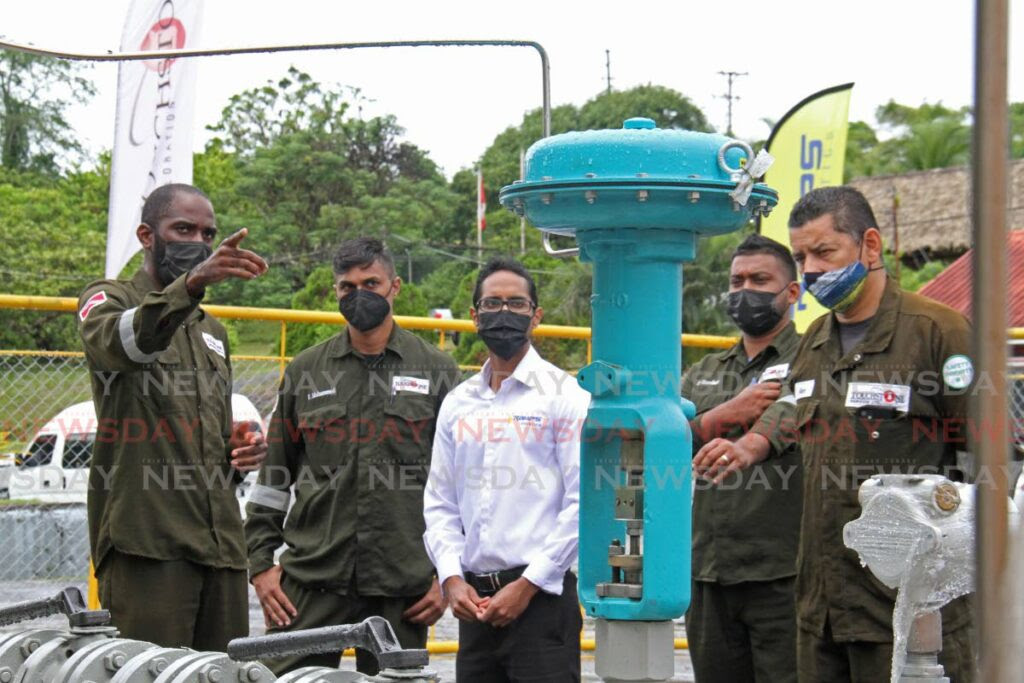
[
  {"xmin": 797, "ymin": 615, "xmax": 976, "ymax": 683},
  {"xmin": 97, "ymin": 549, "xmax": 248, "ymax": 652},
  {"xmin": 265, "ymin": 572, "xmax": 428, "ymax": 676},
  {"xmin": 686, "ymin": 577, "xmax": 797, "ymax": 683},
  {"xmin": 456, "ymin": 572, "xmax": 581, "ymax": 683}
]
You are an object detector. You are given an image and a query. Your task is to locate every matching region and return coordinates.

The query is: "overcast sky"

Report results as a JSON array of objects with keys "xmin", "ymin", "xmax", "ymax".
[{"xmin": 3, "ymin": 0, "xmax": 1022, "ymax": 178}]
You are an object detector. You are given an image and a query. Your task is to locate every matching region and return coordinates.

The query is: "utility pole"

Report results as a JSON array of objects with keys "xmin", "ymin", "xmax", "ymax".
[
  {"xmin": 605, "ymin": 49, "xmax": 612, "ymax": 95},
  {"xmin": 717, "ymin": 70, "xmax": 748, "ymax": 136}
]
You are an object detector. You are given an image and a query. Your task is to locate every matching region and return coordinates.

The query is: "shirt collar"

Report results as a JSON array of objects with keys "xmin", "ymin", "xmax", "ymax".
[
  {"xmin": 476, "ymin": 344, "xmax": 543, "ymax": 396},
  {"xmin": 723, "ymin": 320, "xmax": 798, "ymax": 365},
  {"xmin": 328, "ymin": 320, "xmax": 407, "ymax": 359},
  {"xmin": 811, "ymin": 276, "xmax": 901, "ymax": 353}
]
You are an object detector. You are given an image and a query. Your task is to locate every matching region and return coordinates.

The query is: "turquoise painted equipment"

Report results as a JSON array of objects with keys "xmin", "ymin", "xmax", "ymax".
[{"xmin": 500, "ymin": 118, "xmax": 778, "ymax": 621}]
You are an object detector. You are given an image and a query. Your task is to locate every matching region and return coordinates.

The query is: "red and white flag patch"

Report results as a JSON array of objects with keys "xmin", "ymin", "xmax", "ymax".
[{"xmin": 79, "ymin": 291, "xmax": 108, "ymax": 321}]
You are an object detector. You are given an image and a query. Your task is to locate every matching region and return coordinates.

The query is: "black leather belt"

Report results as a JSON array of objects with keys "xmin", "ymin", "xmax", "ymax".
[{"xmin": 464, "ymin": 566, "xmax": 527, "ymax": 595}]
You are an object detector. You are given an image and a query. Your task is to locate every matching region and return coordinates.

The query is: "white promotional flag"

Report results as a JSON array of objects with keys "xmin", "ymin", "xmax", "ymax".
[{"xmin": 105, "ymin": 0, "xmax": 204, "ymax": 278}]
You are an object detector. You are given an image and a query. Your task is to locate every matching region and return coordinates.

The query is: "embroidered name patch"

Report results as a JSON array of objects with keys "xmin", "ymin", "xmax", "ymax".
[
  {"xmin": 695, "ymin": 379, "xmax": 720, "ymax": 386},
  {"xmin": 308, "ymin": 388, "xmax": 337, "ymax": 400},
  {"xmin": 202, "ymin": 332, "xmax": 225, "ymax": 359},
  {"xmin": 760, "ymin": 363, "xmax": 790, "ymax": 382},
  {"xmin": 393, "ymin": 376, "xmax": 430, "ymax": 395},
  {"xmin": 794, "ymin": 380, "xmax": 815, "ymax": 400},
  {"xmin": 79, "ymin": 291, "xmax": 107, "ymax": 321},
  {"xmin": 844, "ymin": 382, "xmax": 911, "ymax": 413}
]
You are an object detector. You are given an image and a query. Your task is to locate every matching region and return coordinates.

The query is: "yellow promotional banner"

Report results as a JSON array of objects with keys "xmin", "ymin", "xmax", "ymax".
[{"xmin": 761, "ymin": 83, "xmax": 854, "ymax": 331}]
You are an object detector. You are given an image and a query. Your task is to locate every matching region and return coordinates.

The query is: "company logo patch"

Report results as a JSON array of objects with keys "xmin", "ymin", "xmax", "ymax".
[
  {"xmin": 845, "ymin": 382, "xmax": 911, "ymax": 413},
  {"xmin": 942, "ymin": 354, "xmax": 974, "ymax": 389},
  {"xmin": 79, "ymin": 291, "xmax": 108, "ymax": 321},
  {"xmin": 202, "ymin": 332, "xmax": 225, "ymax": 359},
  {"xmin": 392, "ymin": 376, "xmax": 430, "ymax": 395}
]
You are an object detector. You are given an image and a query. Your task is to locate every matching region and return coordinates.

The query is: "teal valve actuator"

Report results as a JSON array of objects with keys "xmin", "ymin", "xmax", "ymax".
[{"xmin": 500, "ymin": 118, "xmax": 778, "ymax": 624}]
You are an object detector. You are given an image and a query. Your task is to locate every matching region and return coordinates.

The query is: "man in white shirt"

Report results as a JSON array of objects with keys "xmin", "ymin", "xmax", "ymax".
[{"xmin": 423, "ymin": 258, "xmax": 591, "ymax": 682}]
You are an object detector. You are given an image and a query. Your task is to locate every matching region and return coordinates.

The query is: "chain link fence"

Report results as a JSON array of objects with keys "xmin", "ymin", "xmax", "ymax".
[
  {"xmin": 0, "ymin": 350, "xmax": 286, "ymax": 610},
  {"xmin": 2, "ymin": 347, "xmax": 1024, "ymax": 615}
]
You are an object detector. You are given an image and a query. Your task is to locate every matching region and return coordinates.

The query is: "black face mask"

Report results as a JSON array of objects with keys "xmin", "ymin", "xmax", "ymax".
[
  {"xmin": 726, "ymin": 288, "xmax": 788, "ymax": 337},
  {"xmin": 153, "ymin": 237, "xmax": 212, "ymax": 286},
  {"xmin": 338, "ymin": 288, "xmax": 392, "ymax": 332},
  {"xmin": 476, "ymin": 310, "xmax": 532, "ymax": 360}
]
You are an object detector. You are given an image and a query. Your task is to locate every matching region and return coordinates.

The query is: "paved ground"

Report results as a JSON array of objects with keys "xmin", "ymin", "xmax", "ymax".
[{"xmin": 1, "ymin": 582, "xmax": 694, "ymax": 682}]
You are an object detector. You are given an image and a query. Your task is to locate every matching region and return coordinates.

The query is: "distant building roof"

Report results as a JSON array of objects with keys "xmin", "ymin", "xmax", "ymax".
[
  {"xmin": 848, "ymin": 159, "xmax": 1024, "ymax": 257},
  {"xmin": 917, "ymin": 231, "xmax": 1024, "ymax": 327}
]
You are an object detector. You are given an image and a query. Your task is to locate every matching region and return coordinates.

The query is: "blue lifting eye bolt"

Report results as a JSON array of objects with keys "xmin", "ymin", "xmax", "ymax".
[{"xmin": 500, "ymin": 118, "xmax": 778, "ymax": 682}]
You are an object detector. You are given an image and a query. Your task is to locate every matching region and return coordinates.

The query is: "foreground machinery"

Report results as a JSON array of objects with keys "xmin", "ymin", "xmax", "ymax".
[
  {"xmin": 844, "ymin": 474, "xmax": 1018, "ymax": 683},
  {"xmin": 0, "ymin": 589, "xmax": 437, "ymax": 683},
  {"xmin": 500, "ymin": 118, "xmax": 776, "ymax": 682}
]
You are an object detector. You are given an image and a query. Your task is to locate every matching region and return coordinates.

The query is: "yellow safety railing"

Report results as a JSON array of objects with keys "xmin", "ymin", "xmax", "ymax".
[{"xmin": 0, "ymin": 295, "xmax": 740, "ymax": 368}]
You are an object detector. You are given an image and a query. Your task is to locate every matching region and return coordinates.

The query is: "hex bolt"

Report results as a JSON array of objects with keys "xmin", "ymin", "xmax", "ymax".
[
  {"xmin": 104, "ymin": 652, "xmax": 127, "ymax": 671},
  {"xmin": 585, "ymin": 190, "xmax": 597, "ymax": 204},
  {"xmin": 21, "ymin": 640, "xmax": 40, "ymax": 657},
  {"xmin": 0, "ymin": 667, "xmax": 13, "ymax": 683},
  {"xmin": 688, "ymin": 191, "xmax": 700, "ymax": 203},
  {"xmin": 200, "ymin": 665, "xmax": 223, "ymax": 683},
  {"xmin": 636, "ymin": 190, "xmax": 649, "ymax": 202},
  {"xmin": 240, "ymin": 666, "xmax": 263, "ymax": 683},
  {"xmin": 148, "ymin": 658, "xmax": 168, "ymax": 675},
  {"xmin": 541, "ymin": 193, "xmax": 553, "ymax": 205}
]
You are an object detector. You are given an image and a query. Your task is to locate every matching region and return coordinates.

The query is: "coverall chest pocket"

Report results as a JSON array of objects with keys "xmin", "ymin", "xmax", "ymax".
[
  {"xmin": 296, "ymin": 403, "xmax": 349, "ymax": 475},
  {"xmin": 850, "ymin": 386, "xmax": 944, "ymax": 477},
  {"xmin": 382, "ymin": 397, "xmax": 436, "ymax": 464},
  {"xmin": 141, "ymin": 346, "xmax": 187, "ymax": 413}
]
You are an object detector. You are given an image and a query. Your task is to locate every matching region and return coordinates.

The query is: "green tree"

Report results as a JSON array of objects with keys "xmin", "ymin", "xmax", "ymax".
[
  {"xmin": 0, "ymin": 50, "xmax": 95, "ymax": 172},
  {"xmin": 0, "ymin": 163, "xmax": 109, "ymax": 348},
  {"xmin": 844, "ymin": 100, "xmax": 974, "ymax": 178},
  {"xmin": 1009, "ymin": 102, "xmax": 1024, "ymax": 159},
  {"xmin": 204, "ymin": 69, "xmax": 458, "ymax": 303},
  {"xmin": 577, "ymin": 84, "xmax": 710, "ymax": 133}
]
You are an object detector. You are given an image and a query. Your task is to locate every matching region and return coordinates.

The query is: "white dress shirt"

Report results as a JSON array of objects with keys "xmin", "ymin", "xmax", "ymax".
[{"xmin": 423, "ymin": 345, "xmax": 590, "ymax": 596}]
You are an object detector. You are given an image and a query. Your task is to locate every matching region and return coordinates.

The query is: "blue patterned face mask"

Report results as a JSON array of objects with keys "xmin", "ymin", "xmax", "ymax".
[
  {"xmin": 803, "ymin": 241, "xmax": 870, "ymax": 312},
  {"xmin": 803, "ymin": 260, "xmax": 868, "ymax": 312}
]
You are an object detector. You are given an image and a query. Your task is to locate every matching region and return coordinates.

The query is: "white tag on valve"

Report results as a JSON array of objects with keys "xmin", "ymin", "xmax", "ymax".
[{"xmin": 729, "ymin": 149, "xmax": 775, "ymax": 206}]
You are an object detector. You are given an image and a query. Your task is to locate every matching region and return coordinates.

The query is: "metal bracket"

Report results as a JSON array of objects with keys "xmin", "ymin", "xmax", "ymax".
[
  {"xmin": 227, "ymin": 617, "xmax": 428, "ymax": 671},
  {"xmin": 0, "ymin": 588, "xmax": 110, "ymax": 629},
  {"xmin": 542, "ymin": 233, "xmax": 579, "ymax": 257}
]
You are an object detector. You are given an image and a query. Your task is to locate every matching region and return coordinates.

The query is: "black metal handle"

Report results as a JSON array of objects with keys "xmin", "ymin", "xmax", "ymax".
[
  {"xmin": 227, "ymin": 616, "xmax": 427, "ymax": 670},
  {"xmin": 0, "ymin": 587, "xmax": 110, "ymax": 628}
]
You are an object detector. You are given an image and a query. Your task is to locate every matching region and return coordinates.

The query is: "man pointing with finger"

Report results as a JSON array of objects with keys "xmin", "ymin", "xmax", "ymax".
[{"xmin": 79, "ymin": 183, "xmax": 269, "ymax": 650}]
